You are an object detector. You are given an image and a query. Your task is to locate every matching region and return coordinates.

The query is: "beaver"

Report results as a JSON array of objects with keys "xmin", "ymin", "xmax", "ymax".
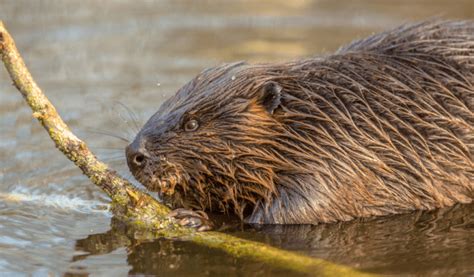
[{"xmin": 126, "ymin": 20, "xmax": 474, "ymax": 227}]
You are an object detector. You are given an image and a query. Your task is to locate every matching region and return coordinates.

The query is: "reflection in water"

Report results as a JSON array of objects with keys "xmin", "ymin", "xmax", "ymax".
[
  {"xmin": 70, "ymin": 218, "xmax": 301, "ymax": 276},
  {"xmin": 244, "ymin": 203, "xmax": 474, "ymax": 275},
  {"xmin": 70, "ymin": 203, "xmax": 474, "ymax": 276},
  {"xmin": 1, "ymin": 0, "xmax": 473, "ymax": 275}
]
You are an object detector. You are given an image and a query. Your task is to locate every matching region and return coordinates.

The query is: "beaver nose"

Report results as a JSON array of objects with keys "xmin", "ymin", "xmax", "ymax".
[{"xmin": 125, "ymin": 140, "xmax": 148, "ymax": 171}]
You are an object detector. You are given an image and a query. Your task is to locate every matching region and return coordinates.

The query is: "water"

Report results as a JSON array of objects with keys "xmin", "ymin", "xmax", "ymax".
[{"xmin": 0, "ymin": 1, "xmax": 473, "ymax": 275}]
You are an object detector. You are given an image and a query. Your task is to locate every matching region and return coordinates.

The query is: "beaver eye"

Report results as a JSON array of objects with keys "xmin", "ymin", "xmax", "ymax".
[{"xmin": 184, "ymin": 119, "xmax": 199, "ymax": 132}]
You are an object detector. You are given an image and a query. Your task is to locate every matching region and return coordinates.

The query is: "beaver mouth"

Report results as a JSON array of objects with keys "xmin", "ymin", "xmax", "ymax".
[
  {"xmin": 133, "ymin": 164, "xmax": 203, "ymax": 210},
  {"xmin": 148, "ymin": 174, "xmax": 204, "ymax": 210},
  {"xmin": 134, "ymin": 164, "xmax": 181, "ymax": 196}
]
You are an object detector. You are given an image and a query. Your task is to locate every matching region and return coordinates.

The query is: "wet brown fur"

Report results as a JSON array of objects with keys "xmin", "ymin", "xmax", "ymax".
[{"xmin": 128, "ymin": 20, "xmax": 474, "ymax": 224}]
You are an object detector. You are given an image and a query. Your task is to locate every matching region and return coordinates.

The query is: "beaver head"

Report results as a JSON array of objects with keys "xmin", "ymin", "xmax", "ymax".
[{"xmin": 125, "ymin": 62, "xmax": 296, "ymax": 220}]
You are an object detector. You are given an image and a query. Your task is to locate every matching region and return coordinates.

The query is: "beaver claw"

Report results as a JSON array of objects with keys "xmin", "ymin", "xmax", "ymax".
[{"xmin": 167, "ymin": 208, "xmax": 213, "ymax": 231}]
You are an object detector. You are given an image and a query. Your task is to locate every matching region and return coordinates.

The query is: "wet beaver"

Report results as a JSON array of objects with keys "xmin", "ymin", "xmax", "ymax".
[{"xmin": 126, "ymin": 20, "xmax": 474, "ymax": 227}]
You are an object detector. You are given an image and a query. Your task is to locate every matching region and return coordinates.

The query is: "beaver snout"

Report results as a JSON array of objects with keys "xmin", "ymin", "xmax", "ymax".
[{"xmin": 125, "ymin": 140, "xmax": 148, "ymax": 173}]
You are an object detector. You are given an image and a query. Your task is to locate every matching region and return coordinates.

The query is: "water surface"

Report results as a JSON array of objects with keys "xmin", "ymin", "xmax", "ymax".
[{"xmin": 1, "ymin": 1, "xmax": 473, "ymax": 275}]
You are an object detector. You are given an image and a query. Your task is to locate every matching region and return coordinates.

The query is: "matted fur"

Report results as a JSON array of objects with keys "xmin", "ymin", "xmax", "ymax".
[{"xmin": 127, "ymin": 20, "xmax": 474, "ymax": 224}]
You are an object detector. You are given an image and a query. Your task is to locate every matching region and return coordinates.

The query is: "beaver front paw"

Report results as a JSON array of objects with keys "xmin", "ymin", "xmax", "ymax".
[{"xmin": 167, "ymin": 208, "xmax": 213, "ymax": 231}]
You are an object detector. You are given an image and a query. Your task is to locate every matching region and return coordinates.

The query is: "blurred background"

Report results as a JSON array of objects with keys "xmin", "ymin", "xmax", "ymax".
[{"xmin": 0, "ymin": 1, "xmax": 473, "ymax": 275}]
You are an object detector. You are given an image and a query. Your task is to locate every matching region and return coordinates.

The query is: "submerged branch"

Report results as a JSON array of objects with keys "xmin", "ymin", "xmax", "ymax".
[{"xmin": 0, "ymin": 21, "xmax": 371, "ymax": 276}]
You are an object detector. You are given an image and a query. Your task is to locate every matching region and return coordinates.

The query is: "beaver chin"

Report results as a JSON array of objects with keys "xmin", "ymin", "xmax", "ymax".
[
  {"xmin": 160, "ymin": 191, "xmax": 204, "ymax": 211},
  {"xmin": 138, "ymin": 167, "xmax": 179, "ymax": 195},
  {"xmin": 132, "ymin": 163, "xmax": 204, "ymax": 210}
]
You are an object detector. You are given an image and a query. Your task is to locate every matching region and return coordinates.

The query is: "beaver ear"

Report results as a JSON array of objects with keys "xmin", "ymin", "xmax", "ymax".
[{"xmin": 258, "ymin": 81, "xmax": 282, "ymax": 114}]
